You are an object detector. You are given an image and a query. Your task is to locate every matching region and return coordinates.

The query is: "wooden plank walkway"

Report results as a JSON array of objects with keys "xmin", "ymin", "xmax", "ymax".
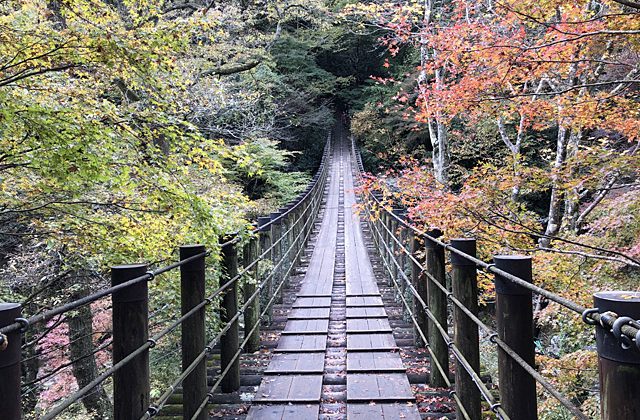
[{"xmin": 247, "ymin": 133, "xmax": 419, "ymax": 419}]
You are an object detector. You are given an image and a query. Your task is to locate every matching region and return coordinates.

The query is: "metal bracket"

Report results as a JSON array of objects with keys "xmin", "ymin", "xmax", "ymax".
[
  {"xmin": 612, "ymin": 316, "xmax": 635, "ymax": 349},
  {"xmin": 582, "ymin": 307, "xmax": 599, "ymax": 326}
]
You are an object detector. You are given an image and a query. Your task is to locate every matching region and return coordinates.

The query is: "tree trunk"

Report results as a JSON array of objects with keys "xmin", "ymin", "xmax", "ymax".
[
  {"xmin": 419, "ymin": 0, "xmax": 449, "ymax": 187},
  {"xmin": 496, "ymin": 114, "xmax": 525, "ymax": 201},
  {"xmin": 67, "ymin": 287, "xmax": 112, "ymax": 419},
  {"xmin": 539, "ymin": 125, "xmax": 569, "ymax": 248},
  {"xmin": 563, "ymin": 129, "xmax": 582, "ymax": 231}
]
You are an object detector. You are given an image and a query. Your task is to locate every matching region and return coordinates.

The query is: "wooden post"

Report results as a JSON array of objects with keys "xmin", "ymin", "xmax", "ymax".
[
  {"xmin": 411, "ymin": 233, "xmax": 427, "ymax": 347},
  {"xmin": 0, "ymin": 303, "xmax": 22, "ymax": 420},
  {"xmin": 270, "ymin": 212, "xmax": 283, "ymax": 303},
  {"xmin": 390, "ymin": 214, "xmax": 399, "ymax": 288},
  {"xmin": 284, "ymin": 206, "xmax": 294, "ymax": 281},
  {"xmin": 111, "ymin": 264, "xmax": 150, "ymax": 420},
  {"xmin": 302, "ymin": 190, "xmax": 312, "ymax": 243},
  {"xmin": 494, "ymin": 255, "xmax": 536, "ymax": 420},
  {"xmin": 425, "ymin": 230, "xmax": 448, "ymax": 387},
  {"xmin": 398, "ymin": 222, "xmax": 408, "ymax": 310},
  {"xmin": 243, "ymin": 237, "xmax": 261, "ymax": 353},
  {"xmin": 180, "ymin": 245, "xmax": 207, "ymax": 420},
  {"xmin": 593, "ymin": 291, "xmax": 640, "ymax": 420},
  {"xmin": 289, "ymin": 206, "xmax": 300, "ymax": 267},
  {"xmin": 450, "ymin": 239, "xmax": 481, "ymax": 420},
  {"xmin": 220, "ymin": 237, "xmax": 240, "ymax": 393},
  {"xmin": 257, "ymin": 216, "xmax": 272, "ymax": 320}
]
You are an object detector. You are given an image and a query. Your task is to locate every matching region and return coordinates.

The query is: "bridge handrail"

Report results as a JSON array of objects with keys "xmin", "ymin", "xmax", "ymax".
[
  {"xmin": 367, "ymin": 207, "xmax": 586, "ymax": 419},
  {"xmin": 0, "ymin": 134, "xmax": 332, "ymax": 419}
]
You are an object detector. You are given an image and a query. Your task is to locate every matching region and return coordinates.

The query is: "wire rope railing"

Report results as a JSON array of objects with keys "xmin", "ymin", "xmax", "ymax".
[
  {"xmin": 0, "ymin": 136, "xmax": 332, "ymax": 419},
  {"xmin": 349, "ymin": 136, "xmax": 640, "ymax": 420}
]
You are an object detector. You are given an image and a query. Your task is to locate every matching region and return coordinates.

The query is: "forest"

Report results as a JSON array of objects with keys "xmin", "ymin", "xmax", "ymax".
[{"xmin": 0, "ymin": 0, "xmax": 638, "ymax": 418}]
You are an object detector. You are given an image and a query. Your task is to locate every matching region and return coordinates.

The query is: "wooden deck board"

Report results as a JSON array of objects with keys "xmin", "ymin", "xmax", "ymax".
[
  {"xmin": 346, "ymin": 296, "xmax": 384, "ymax": 307},
  {"xmin": 346, "ymin": 307, "xmax": 387, "ymax": 318},
  {"xmin": 283, "ymin": 319, "xmax": 329, "ymax": 333},
  {"xmin": 292, "ymin": 297, "xmax": 332, "ymax": 308},
  {"xmin": 346, "ymin": 403, "xmax": 421, "ymax": 419},
  {"xmin": 252, "ymin": 375, "xmax": 323, "ymax": 402},
  {"xmin": 288, "ymin": 307, "xmax": 331, "ymax": 319},
  {"xmin": 346, "ymin": 373, "xmax": 414, "ymax": 401},
  {"xmin": 347, "ymin": 351, "xmax": 405, "ymax": 372},
  {"xmin": 275, "ymin": 334, "xmax": 327, "ymax": 352},
  {"xmin": 264, "ymin": 353, "xmax": 325, "ymax": 374},
  {"xmin": 347, "ymin": 318, "xmax": 392, "ymax": 333},
  {"xmin": 347, "ymin": 333, "xmax": 397, "ymax": 350},
  {"xmin": 247, "ymin": 405, "xmax": 320, "ymax": 420}
]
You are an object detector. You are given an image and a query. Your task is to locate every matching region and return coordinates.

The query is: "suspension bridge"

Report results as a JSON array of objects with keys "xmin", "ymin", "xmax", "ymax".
[{"xmin": 1, "ymin": 123, "xmax": 639, "ymax": 420}]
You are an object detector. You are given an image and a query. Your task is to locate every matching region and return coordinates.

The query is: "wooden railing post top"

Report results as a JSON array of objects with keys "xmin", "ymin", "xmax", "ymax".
[
  {"xmin": 422, "ymin": 228, "xmax": 443, "ymax": 248},
  {"xmin": 111, "ymin": 264, "xmax": 148, "ymax": 303},
  {"xmin": 180, "ymin": 244, "xmax": 205, "ymax": 252},
  {"xmin": 0, "ymin": 302, "xmax": 20, "ymax": 315},
  {"xmin": 111, "ymin": 263, "xmax": 147, "ymax": 271},
  {"xmin": 180, "ymin": 245, "xmax": 206, "ymax": 273},
  {"xmin": 269, "ymin": 212, "xmax": 282, "ymax": 224},
  {"xmin": 594, "ymin": 291, "xmax": 640, "ymax": 364},
  {"xmin": 257, "ymin": 216, "xmax": 271, "ymax": 232},
  {"xmin": 0, "ymin": 303, "xmax": 21, "ymax": 368},
  {"xmin": 493, "ymin": 255, "xmax": 532, "ymax": 295},
  {"xmin": 450, "ymin": 238, "xmax": 477, "ymax": 266}
]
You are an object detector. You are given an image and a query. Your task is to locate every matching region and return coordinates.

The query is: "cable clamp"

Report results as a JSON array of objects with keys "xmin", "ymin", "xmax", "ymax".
[
  {"xmin": 449, "ymin": 390, "xmax": 456, "ymax": 398},
  {"xmin": 581, "ymin": 308, "xmax": 599, "ymax": 326},
  {"xmin": 147, "ymin": 338, "xmax": 157, "ymax": 348},
  {"xmin": 15, "ymin": 317, "xmax": 29, "ymax": 333},
  {"xmin": 612, "ymin": 316, "xmax": 635, "ymax": 350},
  {"xmin": 488, "ymin": 333, "xmax": 499, "ymax": 344},
  {"xmin": 146, "ymin": 271, "xmax": 156, "ymax": 281},
  {"xmin": 490, "ymin": 402, "xmax": 502, "ymax": 412},
  {"xmin": 204, "ymin": 297, "xmax": 213, "ymax": 305},
  {"xmin": 147, "ymin": 406, "xmax": 158, "ymax": 417},
  {"xmin": 0, "ymin": 333, "xmax": 7, "ymax": 351},
  {"xmin": 599, "ymin": 311, "xmax": 617, "ymax": 330},
  {"xmin": 447, "ymin": 341, "xmax": 455, "ymax": 349}
]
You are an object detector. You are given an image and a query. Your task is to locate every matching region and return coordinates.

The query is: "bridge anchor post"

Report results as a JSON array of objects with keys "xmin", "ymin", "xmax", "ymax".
[
  {"xmin": 410, "ymin": 232, "xmax": 427, "ymax": 347},
  {"xmin": 425, "ymin": 229, "xmax": 448, "ymax": 388},
  {"xmin": 270, "ymin": 212, "xmax": 283, "ymax": 304},
  {"xmin": 243, "ymin": 237, "xmax": 260, "ymax": 353},
  {"xmin": 220, "ymin": 237, "xmax": 240, "ymax": 393},
  {"xmin": 0, "ymin": 303, "xmax": 22, "ymax": 420},
  {"xmin": 450, "ymin": 239, "xmax": 481, "ymax": 420},
  {"xmin": 494, "ymin": 255, "xmax": 536, "ymax": 420},
  {"xmin": 180, "ymin": 245, "xmax": 207, "ymax": 420},
  {"xmin": 111, "ymin": 263, "xmax": 150, "ymax": 420},
  {"xmin": 257, "ymin": 216, "xmax": 273, "ymax": 323},
  {"xmin": 594, "ymin": 291, "xmax": 640, "ymax": 420}
]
